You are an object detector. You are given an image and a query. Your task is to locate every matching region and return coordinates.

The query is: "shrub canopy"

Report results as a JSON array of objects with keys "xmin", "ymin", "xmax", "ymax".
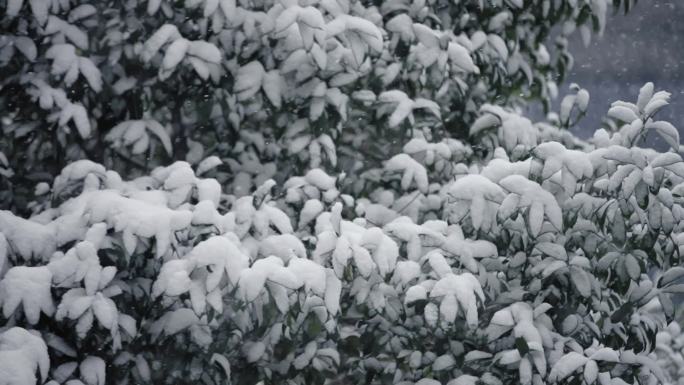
[
  {"xmin": 0, "ymin": 0, "xmax": 632, "ymax": 210},
  {"xmin": 5, "ymin": 1, "xmax": 684, "ymax": 385}
]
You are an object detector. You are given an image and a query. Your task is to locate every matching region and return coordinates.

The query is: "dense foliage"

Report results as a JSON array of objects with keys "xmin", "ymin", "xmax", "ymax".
[
  {"xmin": 8, "ymin": 1, "xmax": 684, "ymax": 385},
  {"xmin": 2, "ymin": 80, "xmax": 684, "ymax": 385},
  {"xmin": 0, "ymin": 0, "xmax": 636, "ymax": 210}
]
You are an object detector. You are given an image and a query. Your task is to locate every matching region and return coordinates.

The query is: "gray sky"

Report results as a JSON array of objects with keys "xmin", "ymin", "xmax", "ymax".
[{"xmin": 554, "ymin": 1, "xmax": 684, "ymax": 143}]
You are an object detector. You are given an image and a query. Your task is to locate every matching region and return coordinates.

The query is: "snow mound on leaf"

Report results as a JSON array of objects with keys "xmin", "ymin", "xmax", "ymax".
[
  {"xmin": 0, "ymin": 211, "xmax": 57, "ymax": 261},
  {"xmin": 0, "ymin": 266, "xmax": 54, "ymax": 324},
  {"xmin": 0, "ymin": 327, "xmax": 50, "ymax": 385},
  {"xmin": 58, "ymin": 190, "xmax": 192, "ymax": 257}
]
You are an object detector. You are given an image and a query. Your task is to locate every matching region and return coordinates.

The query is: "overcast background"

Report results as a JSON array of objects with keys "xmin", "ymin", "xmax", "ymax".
[{"xmin": 539, "ymin": 1, "xmax": 684, "ymax": 144}]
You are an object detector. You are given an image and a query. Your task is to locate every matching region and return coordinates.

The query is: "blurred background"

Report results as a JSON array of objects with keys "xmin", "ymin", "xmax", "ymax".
[{"xmin": 545, "ymin": 1, "xmax": 684, "ymax": 142}]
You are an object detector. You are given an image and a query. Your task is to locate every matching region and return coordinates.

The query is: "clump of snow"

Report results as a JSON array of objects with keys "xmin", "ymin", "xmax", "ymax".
[
  {"xmin": 0, "ymin": 327, "xmax": 50, "ymax": 385},
  {"xmin": 0, "ymin": 266, "xmax": 55, "ymax": 324},
  {"xmin": 0, "ymin": 211, "xmax": 57, "ymax": 261}
]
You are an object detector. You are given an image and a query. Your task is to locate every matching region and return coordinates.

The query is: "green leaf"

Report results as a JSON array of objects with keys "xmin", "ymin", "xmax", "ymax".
[
  {"xmin": 662, "ymin": 284, "xmax": 684, "ymax": 294},
  {"xmin": 610, "ymin": 302, "xmax": 633, "ymax": 323},
  {"xmin": 660, "ymin": 267, "xmax": 684, "ymax": 288},
  {"xmin": 597, "ymin": 252, "xmax": 620, "ymax": 271},
  {"xmin": 306, "ymin": 314, "xmax": 323, "ymax": 339},
  {"xmin": 611, "ymin": 210, "xmax": 626, "ymax": 246},
  {"xmin": 659, "ymin": 293, "xmax": 675, "ymax": 322},
  {"xmin": 210, "ymin": 353, "xmax": 231, "ymax": 380},
  {"xmin": 535, "ymin": 242, "xmax": 568, "ymax": 260},
  {"xmin": 624, "ymin": 254, "xmax": 641, "ymax": 281},
  {"xmin": 569, "ymin": 266, "xmax": 591, "ymax": 298},
  {"xmin": 648, "ymin": 121, "xmax": 680, "ymax": 151},
  {"xmin": 515, "ymin": 337, "xmax": 530, "ymax": 356}
]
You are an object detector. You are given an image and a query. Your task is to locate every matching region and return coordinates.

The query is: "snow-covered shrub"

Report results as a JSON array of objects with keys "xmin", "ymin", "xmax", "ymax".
[
  {"xmin": 655, "ymin": 322, "xmax": 684, "ymax": 385},
  {"xmin": 0, "ymin": 0, "xmax": 624, "ymax": 209},
  {"xmin": 1, "ymin": 82, "xmax": 683, "ymax": 385}
]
